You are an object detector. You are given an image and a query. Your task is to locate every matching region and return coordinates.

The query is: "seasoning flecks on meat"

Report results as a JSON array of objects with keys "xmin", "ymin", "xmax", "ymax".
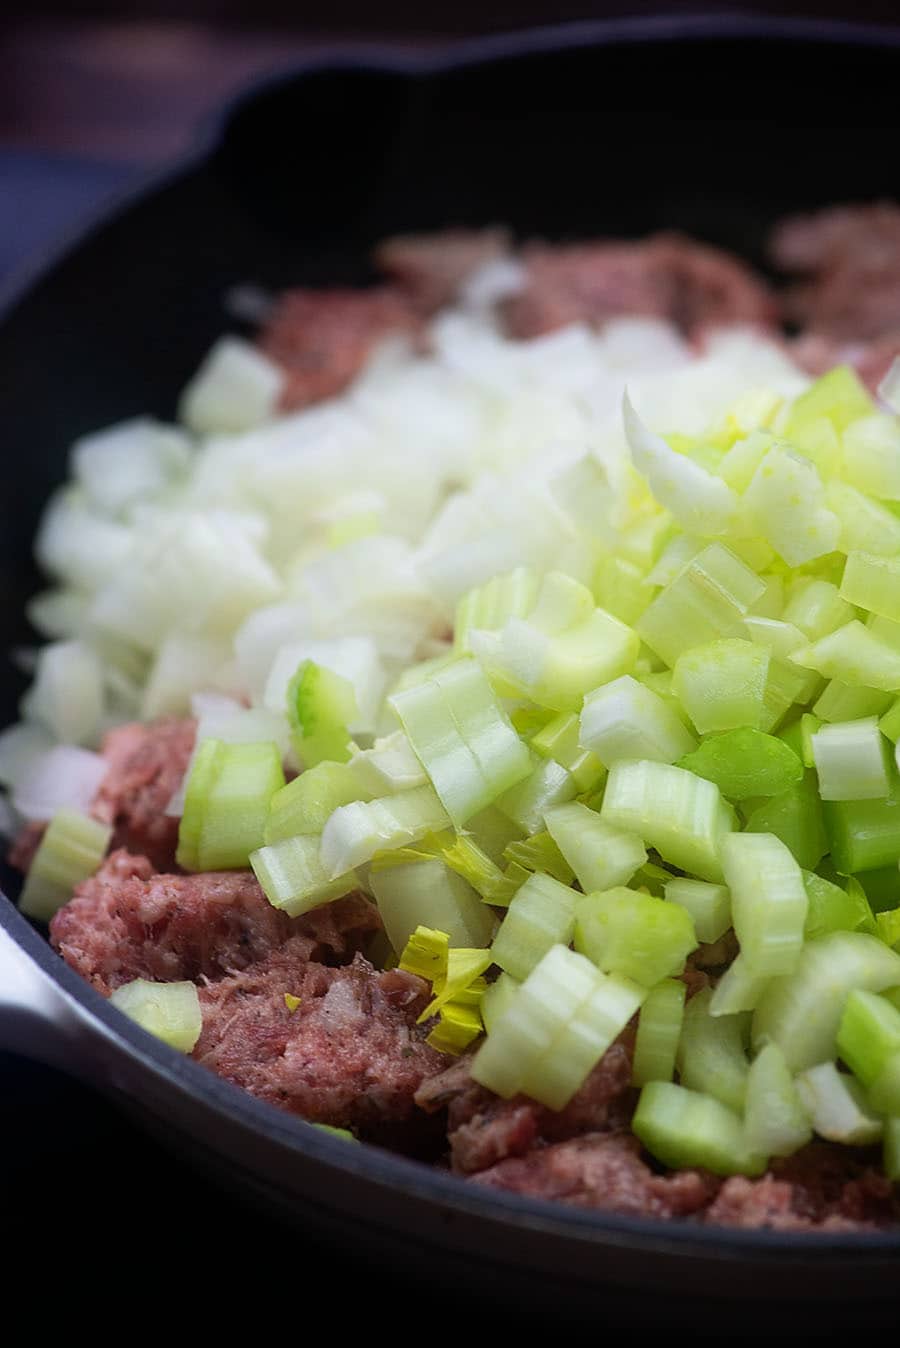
[
  {"xmin": 502, "ymin": 234, "xmax": 777, "ymax": 341},
  {"xmin": 90, "ymin": 717, "xmax": 195, "ymax": 871},
  {"xmin": 257, "ymin": 287, "xmax": 423, "ymax": 412},
  {"xmin": 49, "ymin": 848, "xmax": 379, "ymax": 995},
  {"xmin": 470, "ymin": 1130, "xmax": 716, "ymax": 1218},
  {"xmin": 193, "ymin": 950, "xmax": 445, "ymax": 1137},
  {"xmin": 374, "ymin": 227, "xmax": 513, "ymax": 312}
]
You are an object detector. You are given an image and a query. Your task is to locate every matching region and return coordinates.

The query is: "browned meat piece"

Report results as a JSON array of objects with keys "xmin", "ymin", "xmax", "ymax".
[
  {"xmin": 470, "ymin": 1130, "xmax": 716, "ymax": 1218},
  {"xmin": 374, "ymin": 227, "xmax": 512, "ymax": 312},
  {"xmin": 416, "ymin": 1034, "xmax": 635, "ymax": 1174},
  {"xmin": 771, "ymin": 203, "xmax": 900, "ymax": 342},
  {"xmin": 91, "ymin": 718, "xmax": 195, "ymax": 870},
  {"xmin": 50, "ymin": 848, "xmax": 379, "ymax": 995},
  {"xmin": 705, "ymin": 1143, "xmax": 900, "ymax": 1232},
  {"xmin": 258, "ymin": 287, "xmax": 423, "ymax": 411},
  {"xmin": 194, "ymin": 950, "xmax": 444, "ymax": 1138},
  {"xmin": 502, "ymin": 234, "xmax": 776, "ymax": 341},
  {"xmin": 790, "ymin": 329, "xmax": 900, "ymax": 394}
]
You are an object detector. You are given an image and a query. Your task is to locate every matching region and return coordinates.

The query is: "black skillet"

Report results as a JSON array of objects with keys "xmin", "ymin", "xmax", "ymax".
[{"xmin": 3, "ymin": 16, "xmax": 900, "ymax": 1312}]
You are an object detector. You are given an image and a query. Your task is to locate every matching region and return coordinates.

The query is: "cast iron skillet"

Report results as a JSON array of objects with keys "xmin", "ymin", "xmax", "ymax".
[{"xmin": 3, "ymin": 15, "xmax": 900, "ymax": 1311}]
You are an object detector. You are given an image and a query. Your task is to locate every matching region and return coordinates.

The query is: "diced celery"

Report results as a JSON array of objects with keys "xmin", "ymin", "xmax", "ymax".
[
  {"xmin": 419, "ymin": 946, "xmax": 492, "ymax": 1020},
  {"xmin": 493, "ymin": 607, "xmax": 641, "ymax": 713},
  {"xmin": 811, "ymin": 716, "xmax": 890, "ymax": 801},
  {"xmin": 251, "ymin": 835, "xmax": 359, "ymax": 917},
  {"xmin": 110, "ymin": 978, "xmax": 202, "ymax": 1053},
  {"xmin": 678, "ymin": 728, "xmax": 803, "ymax": 801},
  {"xmin": 815, "ymin": 680, "xmax": 894, "ymax": 724},
  {"xmin": 637, "ymin": 543, "xmax": 765, "ymax": 668},
  {"xmin": 664, "ymin": 878, "xmax": 730, "ymax": 944},
  {"xmin": 633, "ymin": 1080, "xmax": 765, "ymax": 1177},
  {"xmin": 287, "ymin": 660, "xmax": 356, "ymax": 767},
  {"xmin": 426, "ymin": 1001, "xmax": 484, "ymax": 1055},
  {"xmin": 631, "ymin": 978, "xmax": 686, "ymax": 1086},
  {"xmin": 837, "ymin": 989, "xmax": 900, "ymax": 1093},
  {"xmin": 708, "ymin": 952, "xmax": 770, "ymax": 1016},
  {"xmin": 854, "ymin": 867, "xmax": 900, "ymax": 916},
  {"xmin": 592, "ymin": 554, "xmax": 655, "ymax": 626},
  {"xmin": 792, "ymin": 621, "xmax": 900, "ymax": 692},
  {"xmin": 178, "ymin": 739, "xmax": 285, "ymax": 872},
  {"xmin": 752, "ymin": 930, "xmax": 900, "ymax": 1071},
  {"xmin": 623, "ymin": 393, "xmax": 739, "ymax": 536},
  {"xmin": 744, "ymin": 1043, "xmax": 812, "ymax": 1158},
  {"xmin": 803, "ymin": 869, "xmax": 871, "ymax": 939},
  {"xmin": 722, "ymin": 832, "xmax": 807, "ymax": 977},
  {"xmin": 677, "ymin": 987, "xmax": 750, "ymax": 1113},
  {"xmin": 19, "ymin": 807, "xmax": 112, "ymax": 922},
  {"xmin": 574, "ymin": 887, "xmax": 696, "ymax": 987},
  {"xmin": 370, "ymin": 855, "xmax": 495, "ymax": 955},
  {"xmin": 743, "ymin": 445, "xmax": 840, "ymax": 567},
  {"xmin": 796, "ymin": 1062, "xmax": 883, "ymax": 1145},
  {"xmin": 454, "ymin": 567, "xmax": 540, "ymax": 653},
  {"xmin": 527, "ymin": 571, "xmax": 595, "ymax": 636},
  {"xmin": 544, "ymin": 801, "xmax": 647, "ymax": 893},
  {"xmin": 441, "ymin": 834, "xmax": 516, "ymax": 906},
  {"xmin": 784, "ymin": 365, "xmax": 873, "ymax": 435},
  {"xmin": 827, "ymin": 481, "xmax": 900, "ymax": 556},
  {"xmin": 397, "ymin": 926, "xmax": 449, "ymax": 984},
  {"xmin": 783, "ymin": 577, "xmax": 855, "ymax": 642},
  {"xmin": 824, "ymin": 768, "xmax": 900, "ymax": 874},
  {"xmin": 600, "ymin": 759, "xmax": 733, "ymax": 882},
  {"xmin": 879, "ymin": 698, "xmax": 900, "ymax": 744},
  {"xmin": 799, "ymin": 713, "xmax": 820, "ymax": 768},
  {"xmin": 264, "ymin": 762, "xmax": 371, "ymax": 844},
  {"xmin": 496, "ymin": 756, "xmax": 577, "ymax": 834},
  {"xmin": 321, "ymin": 785, "xmax": 449, "ymax": 876},
  {"xmin": 744, "ymin": 771, "xmax": 827, "ymax": 870},
  {"xmin": 431, "ymin": 659, "xmax": 532, "ymax": 796},
  {"xmin": 480, "ymin": 972, "xmax": 520, "ymax": 1034},
  {"xmin": 842, "ymin": 412, "xmax": 900, "ymax": 501},
  {"xmin": 841, "ymin": 552, "xmax": 900, "ymax": 625},
  {"xmin": 349, "ymin": 732, "xmax": 427, "ymax": 794},
  {"xmin": 580, "ymin": 674, "xmax": 696, "ymax": 765},
  {"xmin": 501, "ymin": 831, "xmax": 571, "ymax": 884},
  {"xmin": 530, "ymin": 712, "xmax": 605, "ymax": 792},
  {"xmin": 464, "ymin": 804, "xmax": 525, "ymax": 865},
  {"xmin": 869, "ymin": 1055, "xmax": 900, "ymax": 1116},
  {"xmin": 672, "ymin": 639, "xmax": 769, "ymax": 735},
  {"xmin": 490, "ymin": 873, "xmax": 578, "ymax": 981}
]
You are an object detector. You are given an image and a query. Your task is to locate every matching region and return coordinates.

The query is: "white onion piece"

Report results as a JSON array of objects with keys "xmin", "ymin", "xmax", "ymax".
[
  {"xmin": 23, "ymin": 640, "xmax": 104, "ymax": 746},
  {"xmin": 178, "ymin": 336, "xmax": 284, "ymax": 435},
  {"xmin": 0, "ymin": 722, "xmax": 54, "ymax": 789},
  {"xmin": 72, "ymin": 417, "xmax": 191, "ymax": 517},
  {"xmin": 13, "ymin": 746, "xmax": 108, "ymax": 821}
]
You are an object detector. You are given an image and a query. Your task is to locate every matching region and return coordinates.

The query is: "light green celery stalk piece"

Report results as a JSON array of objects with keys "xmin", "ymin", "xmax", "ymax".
[
  {"xmin": 802, "ymin": 869, "xmax": 872, "ymax": 940},
  {"xmin": 708, "ymin": 952, "xmax": 770, "ymax": 1017},
  {"xmin": 574, "ymin": 887, "xmax": 696, "ymax": 987},
  {"xmin": 637, "ymin": 543, "xmax": 765, "ymax": 668},
  {"xmin": 743, "ymin": 770, "xmax": 827, "ymax": 870},
  {"xmin": 502, "ymin": 831, "xmax": 573, "ymax": 885},
  {"xmin": 743, "ymin": 1043, "xmax": 812, "ymax": 1158},
  {"xmin": 742, "ymin": 445, "xmax": 840, "ymax": 567},
  {"xmin": 264, "ymin": 761, "xmax": 372, "ymax": 844},
  {"xmin": 250, "ymin": 835, "xmax": 359, "ymax": 918},
  {"xmin": 370, "ymin": 854, "xmax": 495, "ymax": 955},
  {"xmin": 287, "ymin": 660, "xmax": 357, "ymax": 767},
  {"xmin": 631, "ymin": 978, "xmax": 686, "ymax": 1086},
  {"xmin": 454, "ymin": 567, "xmax": 540, "ymax": 654},
  {"xmin": 600, "ymin": 759, "xmax": 733, "ymax": 882},
  {"xmin": 810, "ymin": 716, "xmax": 890, "ymax": 801},
  {"xmin": 676, "ymin": 987, "xmax": 750, "ymax": 1113},
  {"xmin": 826, "ymin": 481, "xmax": 900, "ymax": 556},
  {"xmin": 633, "ymin": 1080, "xmax": 764, "ymax": 1177},
  {"xmin": 836, "ymin": 989, "xmax": 900, "ymax": 1093},
  {"xmin": 579, "ymin": 674, "xmax": 696, "ymax": 765},
  {"xmin": 490, "ymin": 873, "xmax": 578, "ymax": 982},
  {"xmin": 814, "ymin": 680, "xmax": 894, "ymax": 723},
  {"xmin": 783, "ymin": 577, "xmax": 856, "ymax": 641},
  {"xmin": 720, "ymin": 832, "xmax": 807, "ymax": 978},
  {"xmin": 110, "ymin": 979, "xmax": 202, "ymax": 1053},
  {"xmin": 673, "ymin": 639, "xmax": 770, "ymax": 735},
  {"xmin": 496, "ymin": 756, "xmax": 577, "ymax": 834},
  {"xmin": 530, "ymin": 711, "xmax": 606, "ymax": 793},
  {"xmin": 677, "ymin": 727, "xmax": 802, "ymax": 801},
  {"xmin": 823, "ymin": 768, "xmax": 900, "ymax": 874},
  {"xmin": 841, "ymin": 412, "xmax": 900, "ymax": 501},
  {"xmin": 592, "ymin": 554, "xmax": 655, "ymax": 626},
  {"xmin": 795, "ymin": 1063, "xmax": 883, "ymax": 1145},
  {"xmin": 545, "ymin": 801, "xmax": 647, "ymax": 893},
  {"xmin": 840, "ymin": 551, "xmax": 900, "ymax": 624},
  {"xmin": 664, "ymin": 878, "xmax": 730, "ymax": 944},
  {"xmin": 19, "ymin": 807, "xmax": 112, "ymax": 921},
  {"xmin": 783, "ymin": 365, "xmax": 873, "ymax": 435}
]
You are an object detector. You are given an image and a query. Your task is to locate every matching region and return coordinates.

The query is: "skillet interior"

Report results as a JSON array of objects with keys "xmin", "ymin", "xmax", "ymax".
[{"xmin": 3, "ymin": 18, "xmax": 900, "ymax": 1305}]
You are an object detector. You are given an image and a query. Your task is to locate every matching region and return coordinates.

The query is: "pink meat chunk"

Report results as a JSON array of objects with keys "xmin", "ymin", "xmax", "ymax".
[
  {"xmin": 193, "ymin": 951, "xmax": 445, "ymax": 1136},
  {"xmin": 257, "ymin": 286, "xmax": 423, "ymax": 411},
  {"xmin": 50, "ymin": 848, "xmax": 379, "ymax": 995},
  {"xmin": 374, "ymin": 227, "xmax": 512, "ymax": 312},
  {"xmin": 91, "ymin": 718, "xmax": 196, "ymax": 871},
  {"xmin": 502, "ymin": 234, "xmax": 776, "ymax": 341}
]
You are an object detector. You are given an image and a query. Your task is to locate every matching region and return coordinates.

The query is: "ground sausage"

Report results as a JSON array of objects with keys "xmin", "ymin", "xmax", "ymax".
[
  {"xmin": 50, "ymin": 848, "xmax": 379, "ymax": 994},
  {"xmin": 90, "ymin": 718, "xmax": 195, "ymax": 871},
  {"xmin": 194, "ymin": 950, "xmax": 445, "ymax": 1140},
  {"xmin": 374, "ymin": 227, "xmax": 512, "ymax": 312},
  {"xmin": 258, "ymin": 287, "xmax": 423, "ymax": 411}
]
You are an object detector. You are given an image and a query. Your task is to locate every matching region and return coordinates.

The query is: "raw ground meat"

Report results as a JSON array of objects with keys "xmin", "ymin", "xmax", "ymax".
[
  {"xmin": 90, "ymin": 717, "xmax": 195, "ymax": 870},
  {"xmin": 258, "ymin": 287, "xmax": 423, "ymax": 411},
  {"xmin": 50, "ymin": 848, "xmax": 379, "ymax": 994},
  {"xmin": 374, "ymin": 227, "xmax": 512, "ymax": 312},
  {"xmin": 501, "ymin": 234, "xmax": 777, "ymax": 340},
  {"xmin": 194, "ymin": 950, "xmax": 445, "ymax": 1142}
]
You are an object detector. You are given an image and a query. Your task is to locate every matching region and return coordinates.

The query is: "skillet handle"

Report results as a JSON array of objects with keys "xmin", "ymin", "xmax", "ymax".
[{"xmin": 0, "ymin": 919, "xmax": 89, "ymax": 1072}]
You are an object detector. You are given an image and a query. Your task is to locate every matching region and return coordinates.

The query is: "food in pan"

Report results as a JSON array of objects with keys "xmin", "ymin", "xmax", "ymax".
[{"xmin": 7, "ymin": 204, "xmax": 900, "ymax": 1231}]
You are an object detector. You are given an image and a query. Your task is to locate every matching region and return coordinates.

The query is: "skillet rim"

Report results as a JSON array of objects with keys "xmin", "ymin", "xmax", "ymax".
[{"xmin": 3, "ymin": 12, "xmax": 900, "ymax": 1268}]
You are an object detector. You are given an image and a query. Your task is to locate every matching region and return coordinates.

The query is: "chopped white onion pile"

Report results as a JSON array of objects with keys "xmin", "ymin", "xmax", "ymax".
[{"xmin": 5, "ymin": 308, "xmax": 809, "ymax": 822}]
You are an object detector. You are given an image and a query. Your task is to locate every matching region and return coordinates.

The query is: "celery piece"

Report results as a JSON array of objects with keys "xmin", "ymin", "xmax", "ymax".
[
  {"xmin": 312, "ymin": 1124, "xmax": 358, "ymax": 1142},
  {"xmin": 823, "ymin": 769, "xmax": 900, "ymax": 874},
  {"xmin": 637, "ymin": 543, "xmax": 765, "ymax": 668},
  {"xmin": 664, "ymin": 878, "xmax": 731, "ymax": 944},
  {"xmin": 527, "ymin": 571, "xmax": 595, "ymax": 636},
  {"xmin": 431, "ymin": 659, "xmax": 532, "ymax": 797},
  {"xmin": 419, "ymin": 947, "xmax": 493, "ymax": 1021},
  {"xmin": 631, "ymin": 859, "xmax": 676, "ymax": 896},
  {"xmin": 616, "ymin": 509, "xmax": 673, "ymax": 571},
  {"xmin": 792, "ymin": 621, "xmax": 900, "ymax": 692},
  {"xmin": 855, "ymin": 866, "xmax": 900, "ymax": 916},
  {"xmin": 579, "ymin": 675, "xmax": 696, "ymax": 766},
  {"xmin": 426, "ymin": 1001, "xmax": 483, "ymax": 1055},
  {"xmin": 721, "ymin": 832, "xmax": 807, "ymax": 977},
  {"xmin": 814, "ymin": 679, "xmax": 894, "ymax": 724},
  {"xmin": 574, "ymin": 887, "xmax": 696, "ymax": 987},
  {"xmin": 744, "ymin": 1043, "xmax": 812, "ymax": 1159},
  {"xmin": 677, "ymin": 728, "xmax": 803, "ymax": 802},
  {"xmin": 622, "ymin": 393, "xmax": 739, "ymax": 536},
  {"xmin": 397, "ymin": 926, "xmax": 450, "ymax": 984},
  {"xmin": 349, "ymin": 732, "xmax": 427, "ymax": 795},
  {"xmin": 179, "ymin": 739, "xmax": 285, "ymax": 872},
  {"xmin": 370, "ymin": 855, "xmax": 494, "ymax": 955},
  {"xmin": 264, "ymin": 762, "xmax": 371, "ymax": 844},
  {"xmin": 869, "ymin": 1055, "xmax": 900, "ymax": 1116},
  {"xmin": 633, "ymin": 1080, "xmax": 765, "ymax": 1178},
  {"xmin": 827, "ymin": 480, "xmax": 900, "ymax": 556},
  {"xmin": 802, "ymin": 869, "xmax": 871, "ymax": 939},
  {"xmin": 799, "ymin": 713, "xmax": 820, "ymax": 768},
  {"xmin": 877, "ymin": 909, "xmax": 900, "ymax": 950},
  {"xmin": 545, "ymin": 801, "xmax": 647, "ymax": 894},
  {"xmin": 784, "ymin": 364, "xmax": 872, "ymax": 435},
  {"xmin": 321, "ymin": 785, "xmax": 450, "ymax": 877},
  {"xmin": 811, "ymin": 716, "xmax": 890, "ymax": 801},
  {"xmin": 250, "ymin": 835, "xmax": 359, "ymax": 918},
  {"xmin": 840, "ymin": 552, "xmax": 900, "ymax": 625},
  {"xmin": 672, "ymin": 638, "xmax": 769, "ymax": 735},
  {"xmin": 795, "ymin": 1063, "xmax": 883, "ymax": 1146},
  {"xmin": 752, "ymin": 930, "xmax": 900, "ymax": 1072},
  {"xmin": 503, "ymin": 831, "xmax": 573, "ymax": 886},
  {"xmin": 454, "ymin": 567, "xmax": 540, "ymax": 654},
  {"xmin": 631, "ymin": 978, "xmax": 686, "ymax": 1086},
  {"xmin": 530, "ymin": 712, "xmax": 605, "ymax": 792},
  {"xmin": 441, "ymin": 834, "xmax": 515, "ymax": 906},
  {"xmin": 718, "ymin": 428, "xmax": 776, "ymax": 492},
  {"xmin": 600, "ymin": 759, "xmax": 733, "ymax": 882},
  {"xmin": 490, "ymin": 872, "xmax": 578, "ymax": 982},
  {"xmin": 841, "ymin": 411, "xmax": 900, "ymax": 501},
  {"xmin": 19, "ymin": 807, "xmax": 112, "ymax": 922},
  {"xmin": 743, "ymin": 445, "xmax": 840, "ymax": 567},
  {"xmin": 592, "ymin": 554, "xmax": 655, "ymax": 626},
  {"xmin": 879, "ymin": 698, "xmax": 900, "ymax": 745},
  {"xmin": 677, "ymin": 987, "xmax": 750, "ymax": 1113},
  {"xmin": 519, "ymin": 970, "xmax": 645, "ymax": 1110},
  {"xmin": 175, "ymin": 737, "xmax": 221, "ymax": 871},
  {"xmin": 783, "ymin": 577, "xmax": 855, "ymax": 641},
  {"xmin": 110, "ymin": 978, "xmax": 202, "ymax": 1053},
  {"xmin": 496, "ymin": 757, "xmax": 577, "ymax": 835},
  {"xmin": 708, "ymin": 952, "xmax": 770, "ymax": 1016},
  {"xmin": 498, "ymin": 607, "xmax": 641, "ymax": 713},
  {"xmin": 288, "ymin": 660, "xmax": 357, "ymax": 767},
  {"xmin": 471, "ymin": 944, "xmax": 599, "ymax": 1098},
  {"xmin": 744, "ymin": 771, "xmax": 827, "ymax": 871},
  {"xmin": 465, "ymin": 804, "xmax": 525, "ymax": 865},
  {"xmin": 837, "ymin": 989, "xmax": 900, "ymax": 1090},
  {"xmin": 480, "ymin": 972, "xmax": 520, "ymax": 1034},
  {"xmin": 885, "ymin": 1118, "xmax": 900, "ymax": 1180}
]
